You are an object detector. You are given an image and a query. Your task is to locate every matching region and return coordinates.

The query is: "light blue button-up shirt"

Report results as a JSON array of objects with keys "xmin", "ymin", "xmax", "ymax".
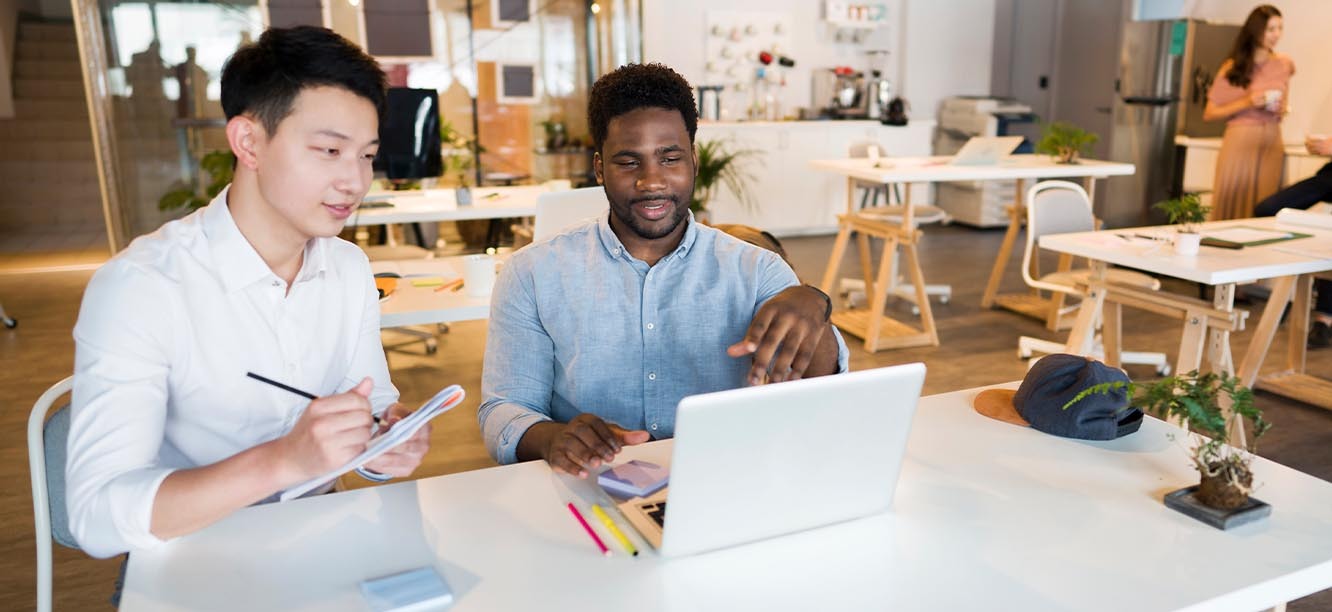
[{"xmin": 478, "ymin": 213, "xmax": 850, "ymax": 464}]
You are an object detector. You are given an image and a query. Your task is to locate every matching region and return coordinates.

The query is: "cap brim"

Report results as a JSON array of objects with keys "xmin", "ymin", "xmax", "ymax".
[{"xmin": 972, "ymin": 389, "xmax": 1030, "ymax": 427}]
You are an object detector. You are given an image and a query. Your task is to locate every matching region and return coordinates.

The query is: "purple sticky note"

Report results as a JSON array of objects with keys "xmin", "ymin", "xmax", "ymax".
[{"xmin": 597, "ymin": 460, "xmax": 670, "ymax": 498}]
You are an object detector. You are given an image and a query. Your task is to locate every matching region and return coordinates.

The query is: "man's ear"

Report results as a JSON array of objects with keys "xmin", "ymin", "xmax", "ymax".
[
  {"xmin": 593, "ymin": 151, "xmax": 604, "ymax": 185},
  {"xmin": 692, "ymin": 146, "xmax": 699, "ymax": 177},
  {"xmin": 225, "ymin": 115, "xmax": 264, "ymax": 171}
]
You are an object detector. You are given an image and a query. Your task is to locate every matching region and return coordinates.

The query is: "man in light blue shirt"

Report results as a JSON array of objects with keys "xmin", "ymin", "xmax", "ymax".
[{"xmin": 479, "ymin": 63, "xmax": 849, "ymax": 476}]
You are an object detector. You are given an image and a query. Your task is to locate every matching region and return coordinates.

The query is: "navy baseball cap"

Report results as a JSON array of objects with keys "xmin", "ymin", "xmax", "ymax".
[{"xmin": 973, "ymin": 354, "xmax": 1143, "ymax": 440}]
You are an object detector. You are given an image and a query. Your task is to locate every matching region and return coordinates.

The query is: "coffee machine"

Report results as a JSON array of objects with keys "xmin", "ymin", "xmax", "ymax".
[{"xmin": 812, "ymin": 67, "xmax": 891, "ymax": 119}]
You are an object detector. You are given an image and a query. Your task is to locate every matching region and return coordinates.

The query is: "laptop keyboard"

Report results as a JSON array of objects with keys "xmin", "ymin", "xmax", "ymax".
[{"xmin": 643, "ymin": 501, "xmax": 667, "ymax": 527}]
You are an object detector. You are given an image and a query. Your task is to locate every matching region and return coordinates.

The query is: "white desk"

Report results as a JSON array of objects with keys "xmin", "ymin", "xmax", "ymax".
[
  {"xmin": 349, "ymin": 185, "xmax": 550, "ymax": 226},
  {"xmin": 373, "ymin": 257, "xmax": 492, "ymax": 328},
  {"xmin": 1041, "ymin": 217, "xmax": 1332, "ymax": 414},
  {"xmin": 809, "ymin": 155, "xmax": 1136, "ymax": 351},
  {"xmin": 120, "ymin": 385, "xmax": 1332, "ymax": 611}
]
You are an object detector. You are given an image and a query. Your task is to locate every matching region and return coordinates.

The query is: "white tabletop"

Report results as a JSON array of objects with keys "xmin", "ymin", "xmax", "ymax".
[
  {"xmin": 348, "ymin": 185, "xmax": 549, "ymax": 226},
  {"xmin": 120, "ymin": 384, "xmax": 1332, "ymax": 612},
  {"xmin": 374, "ymin": 257, "xmax": 492, "ymax": 328},
  {"xmin": 809, "ymin": 154, "xmax": 1135, "ymax": 184},
  {"xmin": 1039, "ymin": 217, "xmax": 1332, "ymax": 285}
]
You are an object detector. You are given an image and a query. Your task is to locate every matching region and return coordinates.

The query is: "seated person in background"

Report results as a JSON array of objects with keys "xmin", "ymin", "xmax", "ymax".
[
  {"xmin": 1253, "ymin": 134, "xmax": 1332, "ymax": 347},
  {"xmin": 66, "ymin": 26, "xmax": 432, "ymax": 559},
  {"xmin": 478, "ymin": 63, "xmax": 849, "ymax": 476}
]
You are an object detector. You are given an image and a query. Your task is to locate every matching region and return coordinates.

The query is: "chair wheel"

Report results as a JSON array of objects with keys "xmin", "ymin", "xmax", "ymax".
[
  {"xmin": 3, "ymin": 318, "xmax": 15, "ymax": 329},
  {"xmin": 1156, "ymin": 364, "xmax": 1172, "ymax": 376},
  {"xmin": 939, "ymin": 296, "xmax": 950, "ymax": 304},
  {"xmin": 911, "ymin": 306, "xmax": 920, "ymax": 316},
  {"xmin": 425, "ymin": 339, "xmax": 438, "ymax": 354}
]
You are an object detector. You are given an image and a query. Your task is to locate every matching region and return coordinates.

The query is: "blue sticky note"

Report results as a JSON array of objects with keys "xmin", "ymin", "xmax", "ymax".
[{"xmin": 360, "ymin": 566, "xmax": 454, "ymax": 611}]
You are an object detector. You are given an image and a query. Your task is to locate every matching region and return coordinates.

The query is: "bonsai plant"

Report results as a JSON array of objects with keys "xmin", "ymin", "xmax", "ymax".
[
  {"xmin": 1035, "ymin": 121, "xmax": 1099, "ymax": 164},
  {"xmin": 158, "ymin": 150, "xmax": 236, "ymax": 212},
  {"xmin": 1154, "ymin": 193, "xmax": 1211, "ymax": 255},
  {"xmin": 691, "ymin": 139, "xmax": 761, "ymax": 221},
  {"xmin": 1066, "ymin": 370, "xmax": 1271, "ymax": 512}
]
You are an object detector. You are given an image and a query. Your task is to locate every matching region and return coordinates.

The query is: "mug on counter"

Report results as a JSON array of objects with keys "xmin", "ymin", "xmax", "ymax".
[{"xmin": 463, "ymin": 254, "xmax": 500, "ymax": 297}]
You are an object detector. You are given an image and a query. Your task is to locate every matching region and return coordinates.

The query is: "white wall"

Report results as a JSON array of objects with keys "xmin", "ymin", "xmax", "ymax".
[
  {"xmin": 643, "ymin": 0, "xmax": 994, "ymax": 122},
  {"xmin": 1136, "ymin": 0, "xmax": 1332, "ymax": 138}
]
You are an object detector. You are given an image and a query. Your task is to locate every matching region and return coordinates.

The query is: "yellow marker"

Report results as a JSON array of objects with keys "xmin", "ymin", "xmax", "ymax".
[
  {"xmin": 590, "ymin": 504, "xmax": 638, "ymax": 557},
  {"xmin": 410, "ymin": 277, "xmax": 445, "ymax": 287}
]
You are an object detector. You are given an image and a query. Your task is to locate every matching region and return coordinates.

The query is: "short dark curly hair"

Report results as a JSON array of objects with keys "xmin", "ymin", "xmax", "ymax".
[
  {"xmin": 221, "ymin": 26, "xmax": 386, "ymax": 136},
  {"xmin": 588, "ymin": 63, "xmax": 697, "ymax": 153}
]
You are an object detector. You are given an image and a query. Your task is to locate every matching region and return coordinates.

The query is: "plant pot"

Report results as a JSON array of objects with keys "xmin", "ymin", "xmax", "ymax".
[
  {"xmin": 456, "ymin": 186, "xmax": 472, "ymax": 207},
  {"xmin": 1174, "ymin": 231, "xmax": 1201, "ymax": 256},
  {"xmin": 1056, "ymin": 149, "xmax": 1080, "ymax": 164},
  {"xmin": 1196, "ymin": 464, "xmax": 1253, "ymax": 510}
]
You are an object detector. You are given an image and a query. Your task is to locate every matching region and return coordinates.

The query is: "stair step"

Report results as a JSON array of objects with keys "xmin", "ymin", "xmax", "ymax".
[
  {"xmin": 13, "ymin": 78, "xmax": 84, "ymax": 100},
  {"xmin": 15, "ymin": 59, "xmax": 82, "ymax": 80},
  {"xmin": 0, "ymin": 140, "xmax": 95, "ymax": 161},
  {"xmin": 13, "ymin": 98, "xmax": 87, "ymax": 119},
  {"xmin": 0, "ymin": 118, "xmax": 93, "ymax": 141},
  {"xmin": 19, "ymin": 21, "xmax": 77, "ymax": 42},
  {"xmin": 17, "ymin": 39, "xmax": 79, "ymax": 61}
]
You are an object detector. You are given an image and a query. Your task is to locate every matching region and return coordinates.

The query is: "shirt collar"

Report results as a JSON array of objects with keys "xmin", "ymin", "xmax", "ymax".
[
  {"xmin": 203, "ymin": 185, "xmax": 328, "ymax": 292},
  {"xmin": 595, "ymin": 209, "xmax": 700, "ymax": 263}
]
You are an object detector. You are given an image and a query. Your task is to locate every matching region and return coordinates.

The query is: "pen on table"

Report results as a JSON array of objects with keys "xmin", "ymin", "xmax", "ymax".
[
  {"xmin": 591, "ymin": 504, "xmax": 638, "ymax": 557},
  {"xmin": 433, "ymin": 278, "xmax": 464, "ymax": 292},
  {"xmin": 1134, "ymin": 233, "xmax": 1169, "ymax": 242},
  {"xmin": 566, "ymin": 502, "xmax": 611, "ymax": 557},
  {"xmin": 245, "ymin": 372, "xmax": 386, "ymax": 428}
]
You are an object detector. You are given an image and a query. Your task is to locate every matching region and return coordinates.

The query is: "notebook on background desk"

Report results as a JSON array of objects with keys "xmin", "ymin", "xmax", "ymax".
[{"xmin": 614, "ymin": 363, "xmax": 927, "ymax": 557}]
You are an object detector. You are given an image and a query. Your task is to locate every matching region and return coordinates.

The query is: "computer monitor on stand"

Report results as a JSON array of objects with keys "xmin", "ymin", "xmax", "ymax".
[{"xmin": 372, "ymin": 87, "xmax": 444, "ymax": 247}]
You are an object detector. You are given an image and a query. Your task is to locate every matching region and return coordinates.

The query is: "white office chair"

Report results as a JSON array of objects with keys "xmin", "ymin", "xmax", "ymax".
[
  {"xmin": 533, "ymin": 187, "xmax": 608, "ymax": 242},
  {"xmin": 1017, "ymin": 181, "xmax": 1170, "ymax": 373},
  {"xmin": 28, "ymin": 376, "xmax": 79, "ymax": 612},
  {"xmin": 840, "ymin": 141, "xmax": 952, "ymax": 314}
]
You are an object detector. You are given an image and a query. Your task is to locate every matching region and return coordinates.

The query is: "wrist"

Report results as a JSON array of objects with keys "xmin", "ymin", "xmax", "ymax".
[
  {"xmin": 802, "ymin": 283, "xmax": 833, "ymax": 323},
  {"xmin": 255, "ymin": 438, "xmax": 305, "ymax": 491}
]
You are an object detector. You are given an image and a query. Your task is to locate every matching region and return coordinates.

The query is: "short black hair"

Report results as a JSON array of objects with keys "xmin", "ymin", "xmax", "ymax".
[
  {"xmin": 588, "ymin": 63, "xmax": 697, "ymax": 153},
  {"xmin": 221, "ymin": 26, "xmax": 386, "ymax": 136}
]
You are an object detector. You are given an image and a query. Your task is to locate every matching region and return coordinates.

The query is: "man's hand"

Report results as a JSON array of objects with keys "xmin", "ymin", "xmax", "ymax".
[
  {"xmin": 1307, "ymin": 135, "xmax": 1332, "ymax": 156},
  {"xmin": 539, "ymin": 414, "xmax": 649, "ymax": 478},
  {"xmin": 272, "ymin": 377, "xmax": 376, "ymax": 483},
  {"xmin": 728, "ymin": 285, "xmax": 830, "ymax": 385},
  {"xmin": 361, "ymin": 401, "xmax": 432, "ymax": 478}
]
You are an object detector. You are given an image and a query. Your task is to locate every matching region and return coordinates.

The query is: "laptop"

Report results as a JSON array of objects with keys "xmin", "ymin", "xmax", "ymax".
[
  {"xmin": 617, "ymin": 363, "xmax": 927, "ymax": 557},
  {"xmin": 949, "ymin": 136, "xmax": 1024, "ymax": 166}
]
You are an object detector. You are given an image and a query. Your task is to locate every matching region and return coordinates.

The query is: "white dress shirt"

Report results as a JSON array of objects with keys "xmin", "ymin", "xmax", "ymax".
[{"xmin": 66, "ymin": 186, "xmax": 397, "ymax": 558}]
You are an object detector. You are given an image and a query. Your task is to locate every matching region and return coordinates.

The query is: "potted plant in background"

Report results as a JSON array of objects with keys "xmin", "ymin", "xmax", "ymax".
[
  {"xmin": 1035, "ymin": 121, "xmax": 1099, "ymax": 164},
  {"xmin": 441, "ymin": 118, "xmax": 478, "ymax": 205},
  {"xmin": 1154, "ymin": 193, "xmax": 1210, "ymax": 256},
  {"xmin": 692, "ymin": 139, "xmax": 761, "ymax": 223},
  {"xmin": 1066, "ymin": 370, "xmax": 1272, "ymax": 528},
  {"xmin": 158, "ymin": 150, "xmax": 236, "ymax": 212}
]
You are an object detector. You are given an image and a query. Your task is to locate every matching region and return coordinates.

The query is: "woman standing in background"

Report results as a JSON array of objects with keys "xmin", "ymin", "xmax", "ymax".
[{"xmin": 1203, "ymin": 4, "xmax": 1292, "ymax": 221}]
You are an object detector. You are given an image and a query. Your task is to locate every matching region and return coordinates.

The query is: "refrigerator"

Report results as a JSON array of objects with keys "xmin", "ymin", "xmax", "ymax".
[{"xmin": 1101, "ymin": 20, "xmax": 1238, "ymax": 227}]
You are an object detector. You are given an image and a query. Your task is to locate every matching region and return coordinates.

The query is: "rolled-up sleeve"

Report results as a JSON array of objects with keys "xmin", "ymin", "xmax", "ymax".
[
  {"xmin": 66, "ymin": 262, "xmax": 177, "ymax": 558},
  {"xmin": 477, "ymin": 255, "xmax": 556, "ymax": 464},
  {"xmin": 756, "ymin": 253, "xmax": 850, "ymax": 373}
]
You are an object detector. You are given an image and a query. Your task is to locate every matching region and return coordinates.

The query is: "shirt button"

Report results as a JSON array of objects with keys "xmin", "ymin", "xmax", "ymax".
[
  {"xmin": 271, "ymin": 280, "xmax": 281, "ymax": 287},
  {"xmin": 651, "ymin": 423, "xmax": 659, "ymax": 431},
  {"xmin": 612, "ymin": 248, "xmax": 621, "ymax": 256},
  {"xmin": 648, "ymin": 372, "xmax": 656, "ymax": 381},
  {"xmin": 646, "ymin": 323, "xmax": 655, "ymax": 330}
]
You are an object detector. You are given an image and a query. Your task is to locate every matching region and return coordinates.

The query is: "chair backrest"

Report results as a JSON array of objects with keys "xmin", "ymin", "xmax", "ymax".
[
  {"xmin": 848, "ymin": 140, "xmax": 886, "ymax": 159},
  {"xmin": 28, "ymin": 376, "xmax": 77, "ymax": 612},
  {"xmin": 1022, "ymin": 181, "xmax": 1095, "ymax": 292},
  {"xmin": 533, "ymin": 187, "xmax": 608, "ymax": 242}
]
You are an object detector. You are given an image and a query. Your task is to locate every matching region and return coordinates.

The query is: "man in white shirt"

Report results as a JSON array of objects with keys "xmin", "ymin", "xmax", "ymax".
[{"xmin": 66, "ymin": 26, "xmax": 431, "ymax": 559}]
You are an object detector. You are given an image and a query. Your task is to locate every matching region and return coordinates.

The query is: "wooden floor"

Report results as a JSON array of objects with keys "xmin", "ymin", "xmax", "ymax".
[{"xmin": 3, "ymin": 224, "xmax": 1330, "ymax": 610}]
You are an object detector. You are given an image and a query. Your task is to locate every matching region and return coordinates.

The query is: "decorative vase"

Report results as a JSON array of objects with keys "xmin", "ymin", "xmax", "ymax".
[{"xmin": 1174, "ymin": 231, "xmax": 1201, "ymax": 255}]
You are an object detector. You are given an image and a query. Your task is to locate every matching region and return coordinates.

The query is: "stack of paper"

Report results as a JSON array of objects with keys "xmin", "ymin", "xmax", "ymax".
[{"xmin": 280, "ymin": 385, "xmax": 465, "ymax": 501}]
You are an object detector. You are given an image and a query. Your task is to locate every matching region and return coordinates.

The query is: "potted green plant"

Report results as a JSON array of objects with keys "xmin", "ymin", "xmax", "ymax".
[
  {"xmin": 1154, "ymin": 193, "xmax": 1211, "ymax": 256},
  {"xmin": 440, "ymin": 118, "xmax": 478, "ymax": 205},
  {"xmin": 691, "ymin": 139, "xmax": 761, "ymax": 223},
  {"xmin": 1066, "ymin": 370, "xmax": 1271, "ymax": 523},
  {"xmin": 1035, "ymin": 121, "xmax": 1099, "ymax": 164},
  {"xmin": 158, "ymin": 150, "xmax": 236, "ymax": 212}
]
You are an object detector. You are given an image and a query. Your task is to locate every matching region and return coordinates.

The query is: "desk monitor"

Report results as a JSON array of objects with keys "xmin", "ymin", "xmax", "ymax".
[
  {"xmin": 621, "ymin": 362, "xmax": 926, "ymax": 557},
  {"xmin": 374, "ymin": 88, "xmax": 443, "ymax": 181},
  {"xmin": 949, "ymin": 136, "xmax": 1024, "ymax": 166}
]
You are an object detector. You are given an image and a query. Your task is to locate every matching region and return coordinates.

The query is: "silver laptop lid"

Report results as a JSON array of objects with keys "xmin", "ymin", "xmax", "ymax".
[
  {"xmin": 660, "ymin": 363, "xmax": 927, "ymax": 557},
  {"xmin": 949, "ymin": 136, "xmax": 1024, "ymax": 166}
]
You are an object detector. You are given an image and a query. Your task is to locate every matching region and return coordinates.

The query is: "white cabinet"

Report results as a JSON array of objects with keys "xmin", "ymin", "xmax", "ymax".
[{"xmin": 696, "ymin": 120, "xmax": 935, "ymax": 236}]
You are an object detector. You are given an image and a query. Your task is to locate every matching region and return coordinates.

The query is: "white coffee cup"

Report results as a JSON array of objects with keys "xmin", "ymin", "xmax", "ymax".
[
  {"xmin": 1264, "ymin": 89, "xmax": 1282, "ymax": 111},
  {"xmin": 462, "ymin": 254, "xmax": 499, "ymax": 297}
]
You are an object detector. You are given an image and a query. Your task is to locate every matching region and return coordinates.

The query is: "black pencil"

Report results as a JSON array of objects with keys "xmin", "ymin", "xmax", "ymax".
[{"xmin": 246, "ymin": 371, "xmax": 385, "ymax": 427}]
